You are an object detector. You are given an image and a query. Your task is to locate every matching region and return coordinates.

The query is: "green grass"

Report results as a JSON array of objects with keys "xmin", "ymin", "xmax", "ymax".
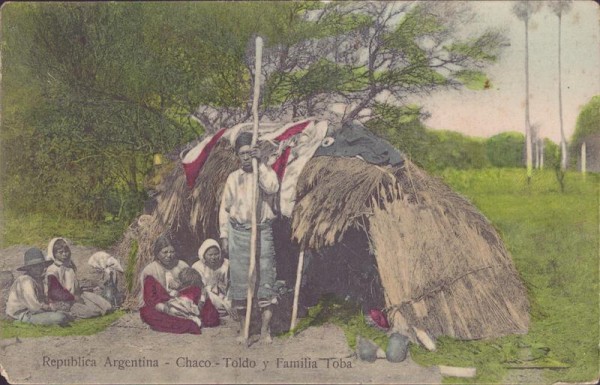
[
  {"xmin": 284, "ymin": 294, "xmax": 389, "ymax": 351},
  {"xmin": 0, "ymin": 210, "xmax": 126, "ymax": 249},
  {"xmin": 0, "ymin": 310, "xmax": 125, "ymax": 339},
  {"xmin": 408, "ymin": 168, "xmax": 598, "ymax": 384},
  {"xmin": 288, "ymin": 168, "xmax": 598, "ymax": 384}
]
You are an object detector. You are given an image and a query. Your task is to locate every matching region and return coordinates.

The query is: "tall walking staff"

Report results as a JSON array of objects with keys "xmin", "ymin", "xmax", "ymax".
[
  {"xmin": 244, "ymin": 36, "xmax": 263, "ymax": 345},
  {"xmin": 290, "ymin": 250, "xmax": 305, "ymax": 331}
]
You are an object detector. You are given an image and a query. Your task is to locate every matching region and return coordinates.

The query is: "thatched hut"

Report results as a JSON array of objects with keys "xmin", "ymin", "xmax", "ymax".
[{"xmin": 118, "ymin": 119, "xmax": 529, "ymax": 343}]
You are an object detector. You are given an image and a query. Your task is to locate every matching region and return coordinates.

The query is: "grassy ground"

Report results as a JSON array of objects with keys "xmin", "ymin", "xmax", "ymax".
[
  {"xmin": 0, "ymin": 310, "xmax": 125, "ymax": 339},
  {"xmin": 408, "ymin": 168, "xmax": 599, "ymax": 384},
  {"xmin": 285, "ymin": 294, "xmax": 389, "ymax": 351},
  {"xmin": 0, "ymin": 210, "xmax": 126, "ymax": 249}
]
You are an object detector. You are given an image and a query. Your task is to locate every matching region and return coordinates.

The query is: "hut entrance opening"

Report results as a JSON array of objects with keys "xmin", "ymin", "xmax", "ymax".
[{"xmin": 274, "ymin": 219, "xmax": 386, "ymax": 314}]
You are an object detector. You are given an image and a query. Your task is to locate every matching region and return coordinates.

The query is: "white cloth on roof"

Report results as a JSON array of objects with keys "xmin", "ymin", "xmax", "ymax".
[{"xmin": 277, "ymin": 120, "xmax": 328, "ymax": 217}]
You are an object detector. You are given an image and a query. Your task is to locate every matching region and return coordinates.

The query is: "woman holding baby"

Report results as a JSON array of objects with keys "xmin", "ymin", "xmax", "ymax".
[{"xmin": 139, "ymin": 236, "xmax": 219, "ymax": 334}]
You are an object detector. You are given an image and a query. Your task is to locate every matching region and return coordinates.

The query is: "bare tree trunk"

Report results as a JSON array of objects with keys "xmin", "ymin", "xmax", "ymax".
[
  {"xmin": 558, "ymin": 13, "xmax": 568, "ymax": 170},
  {"xmin": 540, "ymin": 139, "xmax": 544, "ymax": 169},
  {"xmin": 581, "ymin": 142, "xmax": 587, "ymax": 175},
  {"xmin": 535, "ymin": 138, "xmax": 540, "ymax": 169},
  {"xmin": 525, "ymin": 19, "xmax": 533, "ymax": 181}
]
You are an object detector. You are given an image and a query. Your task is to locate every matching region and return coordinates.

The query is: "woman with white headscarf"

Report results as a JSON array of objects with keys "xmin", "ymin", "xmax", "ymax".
[
  {"xmin": 192, "ymin": 239, "xmax": 232, "ymax": 317},
  {"xmin": 46, "ymin": 237, "xmax": 113, "ymax": 318}
]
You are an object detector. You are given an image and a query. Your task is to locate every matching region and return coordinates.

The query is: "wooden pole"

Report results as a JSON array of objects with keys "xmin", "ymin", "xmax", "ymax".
[
  {"xmin": 290, "ymin": 250, "xmax": 305, "ymax": 331},
  {"xmin": 244, "ymin": 36, "xmax": 263, "ymax": 345}
]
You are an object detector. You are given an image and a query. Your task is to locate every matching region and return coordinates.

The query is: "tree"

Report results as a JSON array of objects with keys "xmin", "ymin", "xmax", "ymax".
[
  {"xmin": 548, "ymin": 0, "xmax": 573, "ymax": 171},
  {"xmin": 253, "ymin": 2, "xmax": 507, "ymax": 126},
  {"xmin": 487, "ymin": 132, "xmax": 526, "ymax": 168},
  {"xmin": 512, "ymin": 0, "xmax": 542, "ymax": 181},
  {"xmin": 369, "ymin": 104, "xmax": 490, "ymax": 172},
  {"xmin": 1, "ymin": 2, "xmax": 508, "ymax": 221},
  {"xmin": 570, "ymin": 95, "xmax": 600, "ymax": 166},
  {"xmin": 192, "ymin": 2, "xmax": 507, "ymax": 132},
  {"xmin": 0, "ymin": 3, "xmax": 201, "ymax": 220}
]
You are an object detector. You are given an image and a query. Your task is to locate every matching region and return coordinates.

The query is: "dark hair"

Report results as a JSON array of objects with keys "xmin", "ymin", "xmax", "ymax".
[
  {"xmin": 53, "ymin": 238, "xmax": 68, "ymax": 252},
  {"xmin": 153, "ymin": 235, "xmax": 172, "ymax": 258},
  {"xmin": 52, "ymin": 238, "xmax": 76, "ymax": 270},
  {"xmin": 234, "ymin": 132, "xmax": 253, "ymax": 153},
  {"xmin": 178, "ymin": 267, "xmax": 203, "ymax": 288}
]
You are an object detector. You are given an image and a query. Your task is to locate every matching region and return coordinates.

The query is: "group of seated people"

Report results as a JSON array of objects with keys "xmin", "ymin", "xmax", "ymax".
[
  {"xmin": 6, "ymin": 237, "xmax": 114, "ymax": 325},
  {"xmin": 139, "ymin": 236, "xmax": 230, "ymax": 334},
  {"xmin": 6, "ymin": 235, "xmax": 232, "ymax": 336}
]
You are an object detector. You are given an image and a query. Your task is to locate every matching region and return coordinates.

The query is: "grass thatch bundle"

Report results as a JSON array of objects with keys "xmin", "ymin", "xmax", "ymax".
[
  {"xmin": 119, "ymin": 136, "xmax": 529, "ymax": 341},
  {"xmin": 291, "ymin": 157, "xmax": 400, "ymax": 250},
  {"xmin": 119, "ymin": 214, "xmax": 168, "ymax": 309},
  {"xmin": 120, "ymin": 140, "xmax": 239, "ymax": 308},
  {"xmin": 291, "ymin": 156, "xmax": 528, "ymax": 340}
]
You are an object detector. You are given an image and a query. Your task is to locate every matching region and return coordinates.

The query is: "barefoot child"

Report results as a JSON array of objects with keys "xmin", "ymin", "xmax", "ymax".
[{"xmin": 192, "ymin": 239, "xmax": 232, "ymax": 317}]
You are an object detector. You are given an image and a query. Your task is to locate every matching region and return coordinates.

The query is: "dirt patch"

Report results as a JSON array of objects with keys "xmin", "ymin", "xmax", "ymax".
[
  {"xmin": 1, "ymin": 312, "xmax": 441, "ymax": 384},
  {"xmin": 1, "ymin": 245, "xmax": 440, "ymax": 384}
]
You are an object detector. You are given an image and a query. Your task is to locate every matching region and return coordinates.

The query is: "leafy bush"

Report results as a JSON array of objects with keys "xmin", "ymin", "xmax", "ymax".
[
  {"xmin": 368, "ymin": 105, "xmax": 490, "ymax": 172},
  {"xmin": 486, "ymin": 132, "xmax": 525, "ymax": 167}
]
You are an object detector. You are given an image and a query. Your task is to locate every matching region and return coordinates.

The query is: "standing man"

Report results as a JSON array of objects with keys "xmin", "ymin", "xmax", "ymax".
[{"xmin": 220, "ymin": 132, "xmax": 279, "ymax": 343}]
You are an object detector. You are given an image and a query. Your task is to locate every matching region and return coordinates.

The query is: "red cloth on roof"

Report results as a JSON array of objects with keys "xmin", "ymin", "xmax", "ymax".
[
  {"xmin": 183, "ymin": 128, "xmax": 228, "ymax": 188},
  {"xmin": 274, "ymin": 120, "xmax": 311, "ymax": 141},
  {"xmin": 139, "ymin": 275, "xmax": 219, "ymax": 334},
  {"xmin": 270, "ymin": 121, "xmax": 311, "ymax": 181},
  {"xmin": 47, "ymin": 274, "xmax": 75, "ymax": 302},
  {"xmin": 271, "ymin": 146, "xmax": 291, "ymax": 181}
]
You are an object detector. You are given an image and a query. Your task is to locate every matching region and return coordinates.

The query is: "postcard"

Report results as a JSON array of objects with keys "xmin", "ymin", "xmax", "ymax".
[{"xmin": 0, "ymin": 1, "xmax": 598, "ymax": 384}]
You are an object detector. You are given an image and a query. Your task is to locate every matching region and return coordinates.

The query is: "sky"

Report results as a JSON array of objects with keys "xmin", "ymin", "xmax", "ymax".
[{"xmin": 412, "ymin": 0, "xmax": 599, "ymax": 143}]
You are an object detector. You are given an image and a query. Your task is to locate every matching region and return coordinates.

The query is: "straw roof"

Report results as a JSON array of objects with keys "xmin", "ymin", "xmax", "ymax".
[
  {"xmin": 290, "ymin": 157, "xmax": 528, "ymax": 339},
  {"xmin": 119, "ymin": 136, "xmax": 529, "ymax": 340}
]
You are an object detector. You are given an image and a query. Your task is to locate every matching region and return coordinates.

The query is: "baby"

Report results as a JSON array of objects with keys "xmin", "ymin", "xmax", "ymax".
[{"xmin": 155, "ymin": 267, "xmax": 205, "ymax": 327}]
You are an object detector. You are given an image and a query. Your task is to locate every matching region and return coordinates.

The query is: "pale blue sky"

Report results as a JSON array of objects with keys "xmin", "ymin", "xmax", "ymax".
[{"xmin": 414, "ymin": 0, "xmax": 599, "ymax": 143}]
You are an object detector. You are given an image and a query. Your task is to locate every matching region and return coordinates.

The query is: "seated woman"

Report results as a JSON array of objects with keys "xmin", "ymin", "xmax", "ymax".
[
  {"xmin": 139, "ymin": 236, "xmax": 219, "ymax": 334},
  {"xmin": 192, "ymin": 239, "xmax": 232, "ymax": 318},
  {"xmin": 6, "ymin": 248, "xmax": 70, "ymax": 325},
  {"xmin": 155, "ymin": 267, "xmax": 205, "ymax": 327},
  {"xmin": 46, "ymin": 237, "xmax": 113, "ymax": 318}
]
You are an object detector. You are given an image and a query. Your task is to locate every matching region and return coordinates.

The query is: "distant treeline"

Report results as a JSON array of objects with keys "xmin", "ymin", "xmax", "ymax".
[{"xmin": 368, "ymin": 105, "xmax": 560, "ymax": 173}]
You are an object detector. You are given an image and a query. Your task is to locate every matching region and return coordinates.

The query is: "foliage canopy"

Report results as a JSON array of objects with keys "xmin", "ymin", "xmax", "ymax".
[{"xmin": 1, "ymin": 2, "xmax": 506, "ymax": 222}]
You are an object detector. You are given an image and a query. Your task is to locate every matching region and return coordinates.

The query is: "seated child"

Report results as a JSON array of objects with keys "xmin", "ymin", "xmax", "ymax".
[
  {"xmin": 46, "ymin": 237, "xmax": 113, "ymax": 318},
  {"xmin": 192, "ymin": 239, "xmax": 232, "ymax": 317},
  {"xmin": 155, "ymin": 267, "xmax": 205, "ymax": 328}
]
